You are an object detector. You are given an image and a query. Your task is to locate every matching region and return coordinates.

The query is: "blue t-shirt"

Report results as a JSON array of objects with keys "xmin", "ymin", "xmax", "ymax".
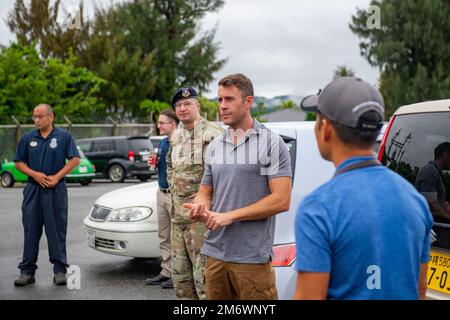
[
  {"xmin": 295, "ymin": 156, "xmax": 433, "ymax": 300},
  {"xmin": 156, "ymin": 137, "xmax": 170, "ymax": 189},
  {"xmin": 14, "ymin": 126, "xmax": 80, "ymax": 177}
]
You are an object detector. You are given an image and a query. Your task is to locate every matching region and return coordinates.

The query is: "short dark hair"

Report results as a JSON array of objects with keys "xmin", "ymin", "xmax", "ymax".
[
  {"xmin": 218, "ymin": 73, "xmax": 254, "ymax": 99},
  {"xmin": 318, "ymin": 111, "xmax": 382, "ymax": 148},
  {"xmin": 434, "ymin": 142, "xmax": 450, "ymax": 160},
  {"xmin": 160, "ymin": 109, "xmax": 179, "ymax": 125}
]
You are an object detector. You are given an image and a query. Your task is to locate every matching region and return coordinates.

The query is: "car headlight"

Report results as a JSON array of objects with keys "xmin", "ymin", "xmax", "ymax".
[{"xmin": 108, "ymin": 207, "xmax": 153, "ymax": 222}]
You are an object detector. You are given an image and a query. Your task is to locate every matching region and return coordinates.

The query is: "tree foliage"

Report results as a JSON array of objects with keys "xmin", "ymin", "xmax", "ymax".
[
  {"xmin": 333, "ymin": 65, "xmax": 355, "ymax": 80},
  {"xmin": 0, "ymin": 44, "xmax": 105, "ymax": 122},
  {"xmin": 350, "ymin": 0, "xmax": 450, "ymax": 116},
  {"xmin": 251, "ymin": 102, "xmax": 268, "ymax": 123},
  {"xmin": 198, "ymin": 96, "xmax": 219, "ymax": 121},
  {"xmin": 7, "ymin": 0, "xmax": 90, "ymax": 60},
  {"xmin": 278, "ymin": 100, "xmax": 296, "ymax": 110},
  {"xmin": 6, "ymin": 0, "xmax": 227, "ymax": 121}
]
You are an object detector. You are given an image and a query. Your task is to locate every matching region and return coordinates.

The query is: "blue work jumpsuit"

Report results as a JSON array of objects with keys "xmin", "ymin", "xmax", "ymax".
[{"xmin": 14, "ymin": 126, "xmax": 79, "ymax": 275}]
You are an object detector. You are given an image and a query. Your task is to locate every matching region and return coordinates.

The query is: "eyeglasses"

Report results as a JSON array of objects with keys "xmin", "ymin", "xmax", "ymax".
[
  {"xmin": 174, "ymin": 99, "xmax": 197, "ymax": 109},
  {"xmin": 157, "ymin": 121, "xmax": 175, "ymax": 125},
  {"xmin": 31, "ymin": 115, "xmax": 49, "ymax": 121}
]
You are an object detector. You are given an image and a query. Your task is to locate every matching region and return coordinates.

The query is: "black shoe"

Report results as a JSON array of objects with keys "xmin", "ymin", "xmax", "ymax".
[
  {"xmin": 53, "ymin": 272, "xmax": 67, "ymax": 286},
  {"xmin": 145, "ymin": 274, "xmax": 170, "ymax": 285},
  {"xmin": 160, "ymin": 278, "xmax": 174, "ymax": 289},
  {"xmin": 14, "ymin": 274, "xmax": 35, "ymax": 287}
]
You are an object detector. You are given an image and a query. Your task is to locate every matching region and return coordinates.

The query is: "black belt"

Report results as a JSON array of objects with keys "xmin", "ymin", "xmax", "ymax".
[{"xmin": 160, "ymin": 188, "xmax": 171, "ymax": 194}]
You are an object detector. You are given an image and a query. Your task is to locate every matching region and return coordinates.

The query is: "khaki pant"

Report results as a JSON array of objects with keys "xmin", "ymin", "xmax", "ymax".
[
  {"xmin": 205, "ymin": 257, "xmax": 278, "ymax": 300},
  {"xmin": 157, "ymin": 189, "xmax": 172, "ymax": 278}
]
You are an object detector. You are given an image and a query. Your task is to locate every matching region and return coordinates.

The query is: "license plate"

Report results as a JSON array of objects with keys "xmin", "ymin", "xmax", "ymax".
[
  {"xmin": 427, "ymin": 250, "xmax": 450, "ymax": 295},
  {"xmin": 86, "ymin": 229, "xmax": 95, "ymax": 247},
  {"xmin": 142, "ymin": 155, "xmax": 149, "ymax": 161},
  {"xmin": 79, "ymin": 166, "xmax": 87, "ymax": 173}
]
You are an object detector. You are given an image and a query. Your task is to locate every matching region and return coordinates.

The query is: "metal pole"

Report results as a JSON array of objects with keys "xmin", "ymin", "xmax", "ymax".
[
  {"xmin": 11, "ymin": 115, "xmax": 21, "ymax": 151},
  {"xmin": 108, "ymin": 116, "xmax": 118, "ymax": 136},
  {"xmin": 63, "ymin": 115, "xmax": 72, "ymax": 133}
]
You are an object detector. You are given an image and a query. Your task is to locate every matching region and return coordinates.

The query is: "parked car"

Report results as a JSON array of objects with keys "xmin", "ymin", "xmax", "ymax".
[
  {"xmin": 0, "ymin": 146, "xmax": 95, "ymax": 187},
  {"xmin": 378, "ymin": 99, "xmax": 450, "ymax": 300},
  {"xmin": 373, "ymin": 122, "xmax": 388, "ymax": 154},
  {"xmin": 83, "ymin": 181, "xmax": 160, "ymax": 258},
  {"xmin": 82, "ymin": 122, "xmax": 336, "ymax": 299},
  {"xmin": 150, "ymin": 135, "xmax": 165, "ymax": 150},
  {"xmin": 77, "ymin": 136, "xmax": 155, "ymax": 183}
]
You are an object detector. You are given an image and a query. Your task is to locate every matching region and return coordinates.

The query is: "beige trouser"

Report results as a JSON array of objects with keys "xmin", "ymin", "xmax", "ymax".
[
  {"xmin": 157, "ymin": 189, "xmax": 173, "ymax": 278},
  {"xmin": 205, "ymin": 257, "xmax": 278, "ymax": 300}
]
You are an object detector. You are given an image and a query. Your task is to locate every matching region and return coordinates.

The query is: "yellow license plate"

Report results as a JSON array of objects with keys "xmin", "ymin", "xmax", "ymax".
[{"xmin": 427, "ymin": 250, "xmax": 450, "ymax": 295}]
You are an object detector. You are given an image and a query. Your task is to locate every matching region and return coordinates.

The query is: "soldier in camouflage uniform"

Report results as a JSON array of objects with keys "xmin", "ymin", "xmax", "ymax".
[{"xmin": 167, "ymin": 86, "xmax": 224, "ymax": 300}]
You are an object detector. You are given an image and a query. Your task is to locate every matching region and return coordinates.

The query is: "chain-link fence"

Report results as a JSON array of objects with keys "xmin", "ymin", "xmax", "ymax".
[{"xmin": 0, "ymin": 117, "xmax": 157, "ymax": 162}]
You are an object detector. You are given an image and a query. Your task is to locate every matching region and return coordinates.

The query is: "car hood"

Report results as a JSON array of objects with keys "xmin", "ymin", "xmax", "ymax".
[{"xmin": 95, "ymin": 181, "xmax": 158, "ymax": 209}]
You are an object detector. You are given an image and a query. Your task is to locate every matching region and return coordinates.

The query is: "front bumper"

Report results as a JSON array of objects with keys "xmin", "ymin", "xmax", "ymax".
[
  {"xmin": 83, "ymin": 217, "xmax": 160, "ymax": 258},
  {"xmin": 67, "ymin": 173, "xmax": 95, "ymax": 180}
]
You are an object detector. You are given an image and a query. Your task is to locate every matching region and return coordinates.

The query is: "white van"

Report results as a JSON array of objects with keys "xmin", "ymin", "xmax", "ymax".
[{"xmin": 378, "ymin": 99, "xmax": 450, "ymax": 300}]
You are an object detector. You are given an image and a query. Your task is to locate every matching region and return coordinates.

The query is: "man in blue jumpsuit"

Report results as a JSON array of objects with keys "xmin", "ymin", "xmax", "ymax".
[{"xmin": 13, "ymin": 104, "xmax": 80, "ymax": 287}]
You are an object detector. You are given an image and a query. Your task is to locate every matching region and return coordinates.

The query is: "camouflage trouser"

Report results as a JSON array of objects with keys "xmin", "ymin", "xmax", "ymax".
[{"xmin": 171, "ymin": 222, "xmax": 208, "ymax": 300}]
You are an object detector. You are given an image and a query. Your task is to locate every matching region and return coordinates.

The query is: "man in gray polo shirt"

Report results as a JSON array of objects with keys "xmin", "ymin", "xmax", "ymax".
[{"xmin": 185, "ymin": 73, "xmax": 292, "ymax": 300}]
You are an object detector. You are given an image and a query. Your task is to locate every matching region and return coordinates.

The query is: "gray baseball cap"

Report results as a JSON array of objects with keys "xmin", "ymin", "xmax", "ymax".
[{"xmin": 300, "ymin": 77, "xmax": 385, "ymax": 130}]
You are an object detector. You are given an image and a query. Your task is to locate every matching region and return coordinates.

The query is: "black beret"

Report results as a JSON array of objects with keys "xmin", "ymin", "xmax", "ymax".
[{"xmin": 171, "ymin": 86, "xmax": 199, "ymax": 108}]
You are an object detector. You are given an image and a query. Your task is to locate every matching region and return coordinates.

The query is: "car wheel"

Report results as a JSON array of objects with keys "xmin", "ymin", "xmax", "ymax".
[
  {"xmin": 1, "ymin": 172, "xmax": 15, "ymax": 188},
  {"xmin": 108, "ymin": 164, "xmax": 125, "ymax": 183},
  {"xmin": 80, "ymin": 179, "xmax": 91, "ymax": 186}
]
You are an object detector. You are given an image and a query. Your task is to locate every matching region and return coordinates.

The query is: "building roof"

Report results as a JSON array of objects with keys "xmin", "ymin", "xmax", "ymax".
[{"xmin": 261, "ymin": 109, "xmax": 306, "ymax": 122}]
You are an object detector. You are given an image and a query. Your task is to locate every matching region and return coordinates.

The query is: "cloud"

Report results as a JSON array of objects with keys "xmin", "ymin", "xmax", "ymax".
[{"xmin": 202, "ymin": 0, "xmax": 379, "ymax": 98}]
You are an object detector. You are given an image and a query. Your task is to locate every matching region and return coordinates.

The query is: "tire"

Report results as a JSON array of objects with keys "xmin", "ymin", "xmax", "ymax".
[
  {"xmin": 80, "ymin": 179, "xmax": 91, "ymax": 186},
  {"xmin": 1, "ymin": 172, "xmax": 15, "ymax": 188},
  {"xmin": 108, "ymin": 164, "xmax": 125, "ymax": 183}
]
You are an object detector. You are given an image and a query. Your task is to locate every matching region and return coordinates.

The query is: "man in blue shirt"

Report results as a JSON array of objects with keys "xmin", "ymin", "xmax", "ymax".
[
  {"xmin": 295, "ymin": 77, "xmax": 433, "ymax": 300},
  {"xmin": 13, "ymin": 104, "xmax": 80, "ymax": 287},
  {"xmin": 145, "ymin": 110, "xmax": 178, "ymax": 288}
]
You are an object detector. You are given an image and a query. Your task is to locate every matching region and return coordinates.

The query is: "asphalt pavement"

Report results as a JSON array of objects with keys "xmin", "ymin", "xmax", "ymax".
[{"xmin": 0, "ymin": 179, "xmax": 177, "ymax": 300}]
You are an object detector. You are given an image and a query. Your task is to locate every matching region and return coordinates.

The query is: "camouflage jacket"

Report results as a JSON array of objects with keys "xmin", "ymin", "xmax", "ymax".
[{"xmin": 167, "ymin": 117, "xmax": 224, "ymax": 202}]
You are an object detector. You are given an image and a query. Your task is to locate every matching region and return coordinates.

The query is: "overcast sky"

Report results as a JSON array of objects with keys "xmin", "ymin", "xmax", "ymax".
[{"xmin": 0, "ymin": 0, "xmax": 379, "ymax": 99}]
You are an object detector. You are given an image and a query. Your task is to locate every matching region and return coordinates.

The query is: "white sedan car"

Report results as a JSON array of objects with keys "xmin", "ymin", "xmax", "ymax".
[{"xmin": 83, "ymin": 181, "xmax": 160, "ymax": 258}]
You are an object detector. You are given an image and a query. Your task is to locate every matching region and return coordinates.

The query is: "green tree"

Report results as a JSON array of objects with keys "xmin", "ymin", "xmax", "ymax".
[
  {"xmin": 0, "ymin": 44, "xmax": 105, "ymax": 122},
  {"xmin": 140, "ymin": 99, "xmax": 171, "ymax": 123},
  {"xmin": 96, "ymin": 44, "xmax": 156, "ymax": 119},
  {"xmin": 350, "ymin": 0, "xmax": 450, "ymax": 117},
  {"xmin": 7, "ymin": 0, "xmax": 227, "ymax": 120},
  {"xmin": 251, "ymin": 101, "xmax": 268, "ymax": 122},
  {"xmin": 333, "ymin": 65, "xmax": 355, "ymax": 80},
  {"xmin": 278, "ymin": 100, "xmax": 296, "ymax": 110},
  {"xmin": 305, "ymin": 112, "xmax": 317, "ymax": 121},
  {"xmin": 199, "ymin": 96, "xmax": 219, "ymax": 121},
  {"xmin": 80, "ymin": 0, "xmax": 226, "ymax": 107},
  {"xmin": 7, "ymin": 0, "xmax": 90, "ymax": 60}
]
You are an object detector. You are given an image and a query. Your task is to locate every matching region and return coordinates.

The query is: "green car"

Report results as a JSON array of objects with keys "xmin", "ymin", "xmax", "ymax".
[{"xmin": 0, "ymin": 146, "xmax": 96, "ymax": 187}]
